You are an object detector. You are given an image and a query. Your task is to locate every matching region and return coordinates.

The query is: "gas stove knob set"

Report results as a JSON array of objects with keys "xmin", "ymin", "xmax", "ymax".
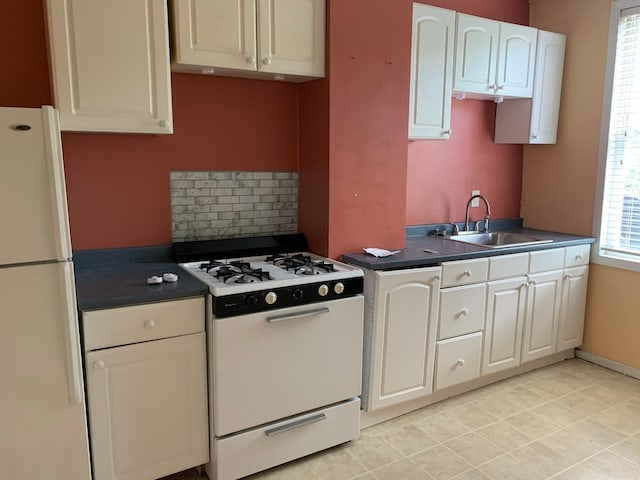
[
  {"xmin": 334, "ymin": 282, "xmax": 345, "ymax": 294},
  {"xmin": 318, "ymin": 284, "xmax": 329, "ymax": 297},
  {"xmin": 265, "ymin": 291, "xmax": 278, "ymax": 305}
]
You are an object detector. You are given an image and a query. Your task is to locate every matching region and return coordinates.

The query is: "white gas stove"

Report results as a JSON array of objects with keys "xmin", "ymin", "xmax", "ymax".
[{"xmin": 173, "ymin": 234, "xmax": 364, "ymax": 480}]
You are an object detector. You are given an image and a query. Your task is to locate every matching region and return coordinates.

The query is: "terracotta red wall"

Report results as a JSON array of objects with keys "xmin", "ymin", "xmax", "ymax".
[
  {"xmin": 302, "ymin": 0, "xmax": 529, "ymax": 258},
  {"xmin": 62, "ymin": 75, "xmax": 298, "ymax": 250},
  {"xmin": 4, "ymin": 1, "xmax": 528, "ymax": 255}
]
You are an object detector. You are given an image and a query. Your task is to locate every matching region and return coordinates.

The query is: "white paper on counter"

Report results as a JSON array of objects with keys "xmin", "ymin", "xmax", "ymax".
[{"xmin": 363, "ymin": 248, "xmax": 401, "ymax": 258}]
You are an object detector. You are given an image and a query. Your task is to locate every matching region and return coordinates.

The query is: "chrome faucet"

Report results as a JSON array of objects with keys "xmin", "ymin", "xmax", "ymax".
[{"xmin": 464, "ymin": 194, "xmax": 491, "ymax": 232}]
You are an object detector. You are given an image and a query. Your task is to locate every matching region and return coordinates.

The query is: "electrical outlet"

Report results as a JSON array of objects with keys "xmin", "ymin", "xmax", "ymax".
[{"xmin": 471, "ymin": 190, "xmax": 480, "ymax": 207}]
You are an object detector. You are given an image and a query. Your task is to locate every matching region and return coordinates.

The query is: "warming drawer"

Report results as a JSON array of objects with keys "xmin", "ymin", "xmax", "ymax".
[{"xmin": 213, "ymin": 398, "xmax": 360, "ymax": 480}]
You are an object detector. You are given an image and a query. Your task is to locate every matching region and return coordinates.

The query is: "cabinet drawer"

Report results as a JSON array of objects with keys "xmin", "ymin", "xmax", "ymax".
[
  {"xmin": 529, "ymin": 248, "xmax": 564, "ymax": 273},
  {"xmin": 83, "ymin": 297, "xmax": 205, "ymax": 350},
  {"xmin": 438, "ymin": 283, "xmax": 486, "ymax": 340},
  {"xmin": 564, "ymin": 245, "xmax": 590, "ymax": 268},
  {"xmin": 488, "ymin": 253, "xmax": 529, "ymax": 280},
  {"xmin": 214, "ymin": 398, "xmax": 360, "ymax": 480},
  {"xmin": 435, "ymin": 332, "xmax": 482, "ymax": 391},
  {"xmin": 441, "ymin": 258, "xmax": 488, "ymax": 287}
]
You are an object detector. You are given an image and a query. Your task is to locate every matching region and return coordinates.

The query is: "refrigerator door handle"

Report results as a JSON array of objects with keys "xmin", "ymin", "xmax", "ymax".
[
  {"xmin": 42, "ymin": 106, "xmax": 73, "ymax": 261},
  {"xmin": 60, "ymin": 261, "xmax": 84, "ymax": 405}
]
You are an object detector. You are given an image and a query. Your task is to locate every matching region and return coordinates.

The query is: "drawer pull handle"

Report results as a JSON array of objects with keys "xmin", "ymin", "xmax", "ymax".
[
  {"xmin": 457, "ymin": 359, "xmax": 465, "ymax": 367},
  {"xmin": 265, "ymin": 413, "xmax": 327, "ymax": 436},
  {"xmin": 93, "ymin": 361, "xmax": 105, "ymax": 370},
  {"xmin": 266, "ymin": 307, "xmax": 330, "ymax": 323},
  {"xmin": 144, "ymin": 320, "xmax": 156, "ymax": 329},
  {"xmin": 458, "ymin": 308, "xmax": 469, "ymax": 317}
]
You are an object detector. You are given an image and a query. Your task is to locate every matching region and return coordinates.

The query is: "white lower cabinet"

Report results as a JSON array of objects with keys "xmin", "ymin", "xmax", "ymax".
[
  {"xmin": 82, "ymin": 298, "xmax": 209, "ymax": 480},
  {"xmin": 435, "ymin": 332, "xmax": 483, "ymax": 390},
  {"xmin": 483, "ymin": 276, "xmax": 527, "ymax": 375},
  {"xmin": 521, "ymin": 270, "xmax": 562, "ymax": 363},
  {"xmin": 359, "ymin": 244, "xmax": 590, "ymax": 413},
  {"xmin": 363, "ymin": 267, "xmax": 441, "ymax": 411},
  {"xmin": 558, "ymin": 265, "xmax": 589, "ymax": 350}
]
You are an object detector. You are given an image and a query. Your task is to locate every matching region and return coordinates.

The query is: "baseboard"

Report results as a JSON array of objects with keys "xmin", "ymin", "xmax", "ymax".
[{"xmin": 576, "ymin": 349, "xmax": 640, "ymax": 380}]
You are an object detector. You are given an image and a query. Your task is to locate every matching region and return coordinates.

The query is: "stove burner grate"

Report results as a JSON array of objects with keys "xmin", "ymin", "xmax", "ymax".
[
  {"xmin": 202, "ymin": 260, "xmax": 272, "ymax": 284},
  {"xmin": 266, "ymin": 253, "xmax": 336, "ymax": 275}
]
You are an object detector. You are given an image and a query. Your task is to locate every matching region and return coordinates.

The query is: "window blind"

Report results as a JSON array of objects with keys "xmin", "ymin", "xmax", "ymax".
[{"xmin": 600, "ymin": 8, "xmax": 640, "ymax": 259}]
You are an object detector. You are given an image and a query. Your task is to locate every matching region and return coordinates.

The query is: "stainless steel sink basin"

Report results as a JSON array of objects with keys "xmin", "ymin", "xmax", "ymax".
[{"xmin": 445, "ymin": 232, "xmax": 553, "ymax": 249}]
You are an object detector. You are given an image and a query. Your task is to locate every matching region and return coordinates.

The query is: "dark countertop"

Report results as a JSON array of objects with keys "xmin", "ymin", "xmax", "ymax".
[
  {"xmin": 342, "ymin": 227, "xmax": 596, "ymax": 271},
  {"xmin": 74, "ymin": 246, "xmax": 207, "ymax": 311}
]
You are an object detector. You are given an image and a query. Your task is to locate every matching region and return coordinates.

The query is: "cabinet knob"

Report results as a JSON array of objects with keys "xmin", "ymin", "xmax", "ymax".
[
  {"xmin": 457, "ymin": 359, "xmax": 465, "ymax": 367},
  {"xmin": 565, "ymin": 274, "xmax": 573, "ymax": 280},
  {"xmin": 576, "ymin": 254, "xmax": 584, "ymax": 260},
  {"xmin": 496, "ymin": 85, "xmax": 504, "ymax": 91},
  {"xmin": 443, "ymin": 129, "xmax": 452, "ymax": 136},
  {"xmin": 159, "ymin": 120, "xmax": 169, "ymax": 129},
  {"xmin": 463, "ymin": 270, "xmax": 472, "ymax": 277},
  {"xmin": 263, "ymin": 57, "xmax": 272, "ymax": 65},
  {"xmin": 93, "ymin": 361, "xmax": 105, "ymax": 370},
  {"xmin": 247, "ymin": 55, "xmax": 256, "ymax": 64},
  {"xmin": 434, "ymin": 274, "xmax": 441, "ymax": 281},
  {"xmin": 459, "ymin": 308, "xmax": 469, "ymax": 317},
  {"xmin": 488, "ymin": 84, "xmax": 496, "ymax": 91},
  {"xmin": 532, "ymin": 133, "xmax": 538, "ymax": 139},
  {"xmin": 144, "ymin": 319, "xmax": 156, "ymax": 329}
]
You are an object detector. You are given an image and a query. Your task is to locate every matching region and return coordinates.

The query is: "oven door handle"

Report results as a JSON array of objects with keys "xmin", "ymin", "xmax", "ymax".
[
  {"xmin": 264, "ymin": 413, "xmax": 327, "ymax": 436},
  {"xmin": 266, "ymin": 307, "xmax": 330, "ymax": 323}
]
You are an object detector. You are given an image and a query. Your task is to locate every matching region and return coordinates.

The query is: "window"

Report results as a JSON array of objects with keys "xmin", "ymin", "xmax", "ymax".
[{"xmin": 594, "ymin": 1, "xmax": 640, "ymax": 271}]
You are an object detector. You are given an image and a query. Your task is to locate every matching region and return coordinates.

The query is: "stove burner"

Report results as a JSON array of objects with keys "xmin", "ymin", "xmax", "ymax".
[
  {"xmin": 266, "ymin": 253, "xmax": 336, "ymax": 276},
  {"xmin": 208, "ymin": 261, "xmax": 272, "ymax": 283},
  {"xmin": 199, "ymin": 260, "xmax": 225, "ymax": 272}
]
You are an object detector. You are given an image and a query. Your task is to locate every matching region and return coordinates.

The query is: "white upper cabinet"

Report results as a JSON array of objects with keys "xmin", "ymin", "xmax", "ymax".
[
  {"xmin": 171, "ymin": 0, "xmax": 257, "ymax": 74},
  {"xmin": 171, "ymin": 0, "xmax": 325, "ymax": 82},
  {"xmin": 454, "ymin": 14, "xmax": 537, "ymax": 99},
  {"xmin": 495, "ymin": 30, "xmax": 566, "ymax": 144},
  {"xmin": 45, "ymin": 0, "xmax": 173, "ymax": 134},
  {"xmin": 408, "ymin": 4, "xmax": 455, "ymax": 140}
]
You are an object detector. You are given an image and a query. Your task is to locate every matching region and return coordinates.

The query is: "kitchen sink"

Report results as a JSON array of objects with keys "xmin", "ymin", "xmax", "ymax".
[{"xmin": 444, "ymin": 231, "xmax": 553, "ymax": 249}]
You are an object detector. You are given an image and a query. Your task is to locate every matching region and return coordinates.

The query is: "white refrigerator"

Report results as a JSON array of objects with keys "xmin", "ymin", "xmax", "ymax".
[{"xmin": 0, "ymin": 106, "xmax": 92, "ymax": 479}]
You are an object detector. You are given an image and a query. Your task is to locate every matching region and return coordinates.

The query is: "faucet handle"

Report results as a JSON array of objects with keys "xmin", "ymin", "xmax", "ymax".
[{"xmin": 450, "ymin": 223, "xmax": 460, "ymax": 235}]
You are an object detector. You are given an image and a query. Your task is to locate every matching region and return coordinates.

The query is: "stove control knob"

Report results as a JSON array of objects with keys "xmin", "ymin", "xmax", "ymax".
[
  {"xmin": 334, "ymin": 282, "xmax": 345, "ymax": 294},
  {"xmin": 245, "ymin": 295, "xmax": 258, "ymax": 306},
  {"xmin": 292, "ymin": 288, "xmax": 304, "ymax": 299},
  {"xmin": 265, "ymin": 291, "xmax": 278, "ymax": 305},
  {"xmin": 318, "ymin": 284, "xmax": 329, "ymax": 297}
]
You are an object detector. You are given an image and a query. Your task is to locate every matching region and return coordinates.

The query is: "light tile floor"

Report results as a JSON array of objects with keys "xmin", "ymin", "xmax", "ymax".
[{"xmin": 164, "ymin": 359, "xmax": 640, "ymax": 480}]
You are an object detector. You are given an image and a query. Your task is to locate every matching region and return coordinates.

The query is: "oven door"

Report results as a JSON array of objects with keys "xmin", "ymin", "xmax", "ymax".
[{"xmin": 211, "ymin": 295, "xmax": 363, "ymax": 437}]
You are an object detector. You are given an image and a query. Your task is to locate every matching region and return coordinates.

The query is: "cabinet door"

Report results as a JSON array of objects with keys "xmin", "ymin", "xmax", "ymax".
[
  {"xmin": 408, "ymin": 4, "xmax": 455, "ymax": 140},
  {"xmin": 454, "ymin": 14, "xmax": 499, "ymax": 96},
  {"xmin": 558, "ymin": 266, "xmax": 589, "ymax": 351},
  {"xmin": 86, "ymin": 333, "xmax": 209, "ymax": 480},
  {"xmin": 257, "ymin": 0, "xmax": 325, "ymax": 77},
  {"xmin": 521, "ymin": 270, "xmax": 562, "ymax": 363},
  {"xmin": 367, "ymin": 267, "xmax": 441, "ymax": 411},
  {"xmin": 171, "ymin": 0, "xmax": 257, "ymax": 72},
  {"xmin": 494, "ymin": 30, "xmax": 565, "ymax": 144},
  {"xmin": 496, "ymin": 23, "xmax": 537, "ymax": 98},
  {"xmin": 530, "ymin": 30, "xmax": 566, "ymax": 143},
  {"xmin": 483, "ymin": 277, "xmax": 527, "ymax": 375},
  {"xmin": 46, "ymin": 0, "xmax": 172, "ymax": 133}
]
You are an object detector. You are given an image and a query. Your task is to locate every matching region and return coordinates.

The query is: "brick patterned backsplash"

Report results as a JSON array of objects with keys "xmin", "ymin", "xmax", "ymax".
[{"xmin": 170, "ymin": 171, "xmax": 298, "ymax": 242}]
